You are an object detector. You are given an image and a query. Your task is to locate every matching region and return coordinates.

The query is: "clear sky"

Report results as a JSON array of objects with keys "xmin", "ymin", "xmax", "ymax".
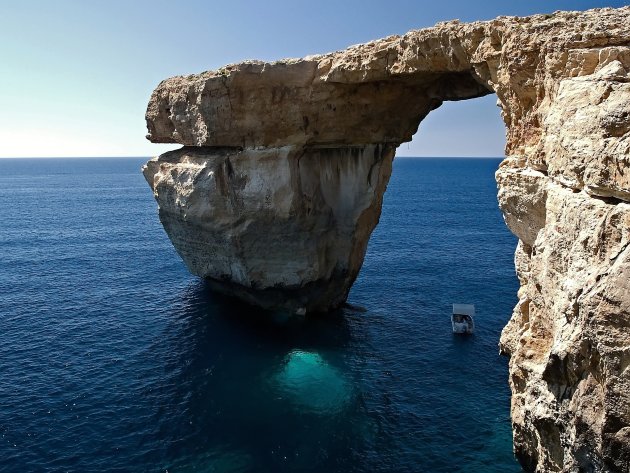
[{"xmin": 0, "ymin": 0, "xmax": 626, "ymax": 158}]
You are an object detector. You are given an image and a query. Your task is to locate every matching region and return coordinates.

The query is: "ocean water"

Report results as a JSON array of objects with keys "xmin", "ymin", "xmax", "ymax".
[{"xmin": 0, "ymin": 157, "xmax": 522, "ymax": 472}]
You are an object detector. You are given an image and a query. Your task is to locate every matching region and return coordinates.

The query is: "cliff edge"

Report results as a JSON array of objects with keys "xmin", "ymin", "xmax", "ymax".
[{"xmin": 143, "ymin": 7, "xmax": 630, "ymax": 471}]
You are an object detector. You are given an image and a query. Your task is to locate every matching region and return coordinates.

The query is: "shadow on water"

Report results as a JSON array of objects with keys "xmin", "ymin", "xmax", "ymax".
[
  {"xmin": 142, "ymin": 280, "xmax": 374, "ymax": 473},
  {"xmin": 450, "ymin": 332, "xmax": 477, "ymax": 348}
]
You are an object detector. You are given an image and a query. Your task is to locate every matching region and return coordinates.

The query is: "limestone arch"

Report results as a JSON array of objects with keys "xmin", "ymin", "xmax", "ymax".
[{"xmin": 143, "ymin": 8, "xmax": 630, "ymax": 471}]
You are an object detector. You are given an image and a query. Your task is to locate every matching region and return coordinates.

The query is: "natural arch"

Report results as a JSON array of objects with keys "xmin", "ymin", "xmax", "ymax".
[
  {"xmin": 402, "ymin": 94, "xmax": 506, "ymax": 157},
  {"xmin": 142, "ymin": 8, "xmax": 630, "ymax": 473}
]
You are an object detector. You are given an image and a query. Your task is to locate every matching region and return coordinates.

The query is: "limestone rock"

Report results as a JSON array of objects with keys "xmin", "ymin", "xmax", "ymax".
[
  {"xmin": 143, "ymin": 145, "xmax": 394, "ymax": 312},
  {"xmin": 144, "ymin": 7, "xmax": 630, "ymax": 471}
]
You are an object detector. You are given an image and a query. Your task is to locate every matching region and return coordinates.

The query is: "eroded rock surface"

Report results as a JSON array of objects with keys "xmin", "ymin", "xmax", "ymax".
[
  {"xmin": 143, "ymin": 144, "xmax": 394, "ymax": 312},
  {"xmin": 143, "ymin": 7, "xmax": 630, "ymax": 471}
]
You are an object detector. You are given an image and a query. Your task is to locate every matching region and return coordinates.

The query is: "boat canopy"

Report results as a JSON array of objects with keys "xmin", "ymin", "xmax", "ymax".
[{"xmin": 452, "ymin": 304, "xmax": 475, "ymax": 316}]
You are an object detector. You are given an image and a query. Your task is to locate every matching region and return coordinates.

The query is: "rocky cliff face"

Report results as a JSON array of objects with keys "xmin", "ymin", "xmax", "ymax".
[
  {"xmin": 143, "ymin": 7, "xmax": 630, "ymax": 471},
  {"xmin": 143, "ymin": 144, "xmax": 394, "ymax": 312}
]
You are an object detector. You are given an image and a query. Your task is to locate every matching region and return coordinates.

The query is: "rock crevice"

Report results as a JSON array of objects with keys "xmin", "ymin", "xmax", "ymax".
[{"xmin": 143, "ymin": 7, "xmax": 630, "ymax": 471}]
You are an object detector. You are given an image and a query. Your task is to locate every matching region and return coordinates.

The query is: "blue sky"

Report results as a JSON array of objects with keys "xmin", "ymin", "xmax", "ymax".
[{"xmin": 0, "ymin": 0, "xmax": 626, "ymax": 157}]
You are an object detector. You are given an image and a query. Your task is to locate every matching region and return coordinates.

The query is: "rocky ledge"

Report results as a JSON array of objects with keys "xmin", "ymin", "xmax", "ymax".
[{"xmin": 143, "ymin": 7, "xmax": 630, "ymax": 472}]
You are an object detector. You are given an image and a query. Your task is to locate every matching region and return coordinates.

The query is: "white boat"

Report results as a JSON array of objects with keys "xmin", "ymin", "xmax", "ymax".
[{"xmin": 452, "ymin": 304, "xmax": 475, "ymax": 334}]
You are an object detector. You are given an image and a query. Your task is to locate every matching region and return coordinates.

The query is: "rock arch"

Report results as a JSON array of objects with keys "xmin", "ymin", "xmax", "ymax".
[{"xmin": 143, "ymin": 8, "xmax": 630, "ymax": 472}]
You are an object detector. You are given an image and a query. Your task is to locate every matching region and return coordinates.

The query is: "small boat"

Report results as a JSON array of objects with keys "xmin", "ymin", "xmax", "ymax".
[{"xmin": 452, "ymin": 304, "xmax": 475, "ymax": 334}]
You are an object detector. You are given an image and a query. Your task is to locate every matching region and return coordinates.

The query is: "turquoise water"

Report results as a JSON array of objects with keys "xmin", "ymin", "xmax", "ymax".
[{"xmin": 0, "ymin": 157, "xmax": 522, "ymax": 472}]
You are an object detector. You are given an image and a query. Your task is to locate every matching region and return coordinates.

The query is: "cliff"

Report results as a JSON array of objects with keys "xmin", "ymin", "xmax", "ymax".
[{"xmin": 143, "ymin": 7, "xmax": 630, "ymax": 471}]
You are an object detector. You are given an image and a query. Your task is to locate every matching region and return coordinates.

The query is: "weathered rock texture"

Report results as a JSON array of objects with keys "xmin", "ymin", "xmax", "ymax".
[
  {"xmin": 143, "ymin": 7, "xmax": 630, "ymax": 471},
  {"xmin": 143, "ymin": 144, "xmax": 394, "ymax": 312}
]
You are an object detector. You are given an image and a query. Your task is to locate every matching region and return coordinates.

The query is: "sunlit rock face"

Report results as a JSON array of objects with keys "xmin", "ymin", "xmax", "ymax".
[
  {"xmin": 495, "ymin": 47, "xmax": 630, "ymax": 473},
  {"xmin": 144, "ymin": 7, "xmax": 630, "ymax": 471},
  {"xmin": 143, "ymin": 145, "xmax": 394, "ymax": 312}
]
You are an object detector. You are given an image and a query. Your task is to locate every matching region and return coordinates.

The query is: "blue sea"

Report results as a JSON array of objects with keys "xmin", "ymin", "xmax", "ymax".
[{"xmin": 0, "ymin": 157, "xmax": 522, "ymax": 472}]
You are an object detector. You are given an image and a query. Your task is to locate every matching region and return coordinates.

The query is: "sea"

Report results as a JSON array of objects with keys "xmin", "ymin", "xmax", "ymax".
[{"xmin": 0, "ymin": 157, "xmax": 523, "ymax": 473}]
